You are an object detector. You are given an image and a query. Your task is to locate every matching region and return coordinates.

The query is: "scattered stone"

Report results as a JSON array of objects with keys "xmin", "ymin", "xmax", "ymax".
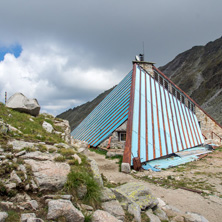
[
  {"xmin": 92, "ymin": 210, "xmax": 122, "ymax": 222},
  {"xmin": 11, "ymin": 193, "xmax": 31, "ymax": 202},
  {"xmin": 25, "ymin": 159, "xmax": 70, "ymax": 191},
  {"xmin": 43, "ymin": 194, "xmax": 72, "ymax": 201},
  {"xmin": 153, "ymin": 206, "xmax": 168, "ymax": 221},
  {"xmin": 22, "ymin": 151, "xmax": 60, "ymax": 161},
  {"xmin": 89, "ymin": 158, "xmax": 103, "ymax": 187},
  {"xmin": 15, "ymin": 150, "xmax": 26, "ymax": 157},
  {"xmin": 78, "ymin": 147, "xmax": 88, "ymax": 155},
  {"xmin": 172, "ymin": 215, "xmax": 185, "ymax": 222},
  {"xmin": 185, "ymin": 212, "xmax": 209, "ymax": 222},
  {"xmin": 20, "ymin": 213, "xmax": 36, "ymax": 222},
  {"xmin": 81, "ymin": 204, "xmax": 93, "ymax": 211},
  {"xmin": 30, "ymin": 180, "xmax": 38, "ymax": 191},
  {"xmin": 10, "ymin": 170, "xmax": 22, "ymax": 184},
  {"xmin": 56, "ymin": 143, "xmax": 70, "ymax": 149},
  {"xmin": 26, "ymin": 218, "xmax": 44, "ymax": 222},
  {"xmin": 77, "ymin": 184, "xmax": 87, "ymax": 199},
  {"xmin": 101, "ymin": 187, "xmax": 116, "ymax": 202},
  {"xmin": 73, "ymin": 154, "xmax": 82, "ymax": 164},
  {"xmin": 6, "ymin": 93, "xmax": 40, "ymax": 116},
  {"xmin": 121, "ymin": 163, "xmax": 131, "ymax": 173},
  {"xmin": 47, "ymin": 199, "xmax": 84, "ymax": 222},
  {"xmin": 42, "ymin": 121, "xmax": 53, "ymax": 133},
  {"xmin": 21, "ymin": 200, "xmax": 39, "ymax": 210},
  {"xmin": 0, "ymin": 155, "xmax": 6, "ymax": 160},
  {"xmin": 102, "ymin": 200, "xmax": 125, "ymax": 221},
  {"xmin": 146, "ymin": 211, "xmax": 161, "ymax": 222},
  {"xmin": 112, "ymin": 182, "xmax": 158, "ymax": 210},
  {"xmin": 8, "ymin": 124, "xmax": 23, "ymax": 134},
  {"xmin": 157, "ymin": 197, "xmax": 166, "ymax": 208},
  {"xmin": 7, "ymin": 140, "xmax": 35, "ymax": 151},
  {"xmin": 0, "ymin": 120, "xmax": 9, "ymax": 134},
  {"xmin": 0, "ymin": 202, "xmax": 13, "ymax": 210},
  {"xmin": 128, "ymin": 202, "xmax": 141, "ymax": 222},
  {"xmin": 0, "ymin": 212, "xmax": 8, "ymax": 222},
  {"xmin": 5, "ymin": 183, "xmax": 16, "ymax": 189}
]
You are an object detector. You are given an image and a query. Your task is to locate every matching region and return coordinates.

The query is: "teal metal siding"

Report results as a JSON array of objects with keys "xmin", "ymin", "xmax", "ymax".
[
  {"xmin": 130, "ymin": 65, "xmax": 204, "ymax": 164},
  {"xmin": 72, "ymin": 70, "xmax": 132, "ymax": 146}
]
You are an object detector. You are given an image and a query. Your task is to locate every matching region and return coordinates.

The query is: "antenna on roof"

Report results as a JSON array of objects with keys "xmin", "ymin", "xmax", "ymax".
[{"xmin": 143, "ymin": 41, "xmax": 145, "ymax": 60}]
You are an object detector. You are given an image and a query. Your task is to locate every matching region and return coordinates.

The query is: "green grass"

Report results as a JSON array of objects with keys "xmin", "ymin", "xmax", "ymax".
[
  {"xmin": 89, "ymin": 148, "xmax": 107, "ymax": 156},
  {"xmin": 54, "ymin": 156, "xmax": 66, "ymax": 162},
  {"xmin": 65, "ymin": 166, "xmax": 102, "ymax": 208},
  {"xmin": 5, "ymin": 210, "xmax": 20, "ymax": 222},
  {"xmin": 58, "ymin": 148, "xmax": 75, "ymax": 158},
  {"xmin": 0, "ymin": 102, "xmax": 64, "ymax": 144}
]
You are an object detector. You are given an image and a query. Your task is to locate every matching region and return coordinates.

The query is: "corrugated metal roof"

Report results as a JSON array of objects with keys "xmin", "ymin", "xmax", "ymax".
[
  {"xmin": 123, "ymin": 64, "xmax": 204, "ymax": 165},
  {"xmin": 71, "ymin": 70, "xmax": 132, "ymax": 146},
  {"xmin": 72, "ymin": 62, "xmax": 204, "ymax": 165}
]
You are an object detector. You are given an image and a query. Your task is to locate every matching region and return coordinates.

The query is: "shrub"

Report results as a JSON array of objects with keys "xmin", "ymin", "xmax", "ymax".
[{"xmin": 54, "ymin": 156, "xmax": 66, "ymax": 162}]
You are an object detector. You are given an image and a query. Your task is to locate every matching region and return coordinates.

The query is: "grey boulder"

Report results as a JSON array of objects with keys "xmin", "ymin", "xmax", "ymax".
[{"xmin": 6, "ymin": 93, "xmax": 40, "ymax": 116}]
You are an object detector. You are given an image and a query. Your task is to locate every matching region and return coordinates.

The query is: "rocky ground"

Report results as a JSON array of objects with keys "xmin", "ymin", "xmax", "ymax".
[{"xmin": 0, "ymin": 102, "xmax": 221, "ymax": 222}]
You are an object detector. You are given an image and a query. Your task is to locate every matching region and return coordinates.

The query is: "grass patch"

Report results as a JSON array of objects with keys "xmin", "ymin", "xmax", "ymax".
[
  {"xmin": 65, "ymin": 166, "xmax": 102, "ymax": 208},
  {"xmin": 89, "ymin": 148, "xmax": 107, "ymax": 156},
  {"xmin": 54, "ymin": 156, "xmax": 66, "ymax": 162},
  {"xmin": 5, "ymin": 210, "xmax": 20, "ymax": 222},
  {"xmin": 58, "ymin": 148, "xmax": 75, "ymax": 158}
]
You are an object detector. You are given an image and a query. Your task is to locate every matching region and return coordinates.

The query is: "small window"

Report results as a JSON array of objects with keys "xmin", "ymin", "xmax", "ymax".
[
  {"xmin": 159, "ymin": 76, "xmax": 163, "ymax": 86},
  {"xmin": 155, "ymin": 72, "xmax": 158, "ymax": 81},
  {"xmin": 164, "ymin": 81, "xmax": 168, "ymax": 90},
  {"xmin": 177, "ymin": 91, "xmax": 180, "ymax": 100},
  {"xmin": 181, "ymin": 96, "xmax": 185, "ymax": 104},
  {"xmin": 172, "ymin": 88, "xmax": 176, "ymax": 97},
  {"xmin": 188, "ymin": 101, "xmax": 191, "ymax": 109},
  {"xmin": 118, "ymin": 132, "xmax": 126, "ymax": 141},
  {"xmin": 191, "ymin": 104, "xmax": 194, "ymax": 112},
  {"xmin": 198, "ymin": 121, "xmax": 201, "ymax": 128}
]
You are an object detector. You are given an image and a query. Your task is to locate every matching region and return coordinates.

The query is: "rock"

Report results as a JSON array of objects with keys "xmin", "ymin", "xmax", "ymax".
[
  {"xmin": 121, "ymin": 163, "xmax": 131, "ymax": 173},
  {"xmin": 81, "ymin": 204, "xmax": 93, "ymax": 211},
  {"xmin": 92, "ymin": 210, "xmax": 122, "ymax": 222},
  {"xmin": 0, "ymin": 120, "xmax": 9, "ymax": 134},
  {"xmin": 21, "ymin": 200, "xmax": 39, "ymax": 210},
  {"xmin": 30, "ymin": 180, "xmax": 38, "ymax": 191},
  {"xmin": 146, "ymin": 211, "xmax": 161, "ymax": 222},
  {"xmin": 112, "ymin": 182, "xmax": 158, "ymax": 210},
  {"xmin": 15, "ymin": 150, "xmax": 26, "ymax": 157},
  {"xmin": 47, "ymin": 199, "xmax": 84, "ymax": 222},
  {"xmin": 185, "ymin": 212, "xmax": 209, "ymax": 222},
  {"xmin": 162, "ymin": 204, "xmax": 182, "ymax": 218},
  {"xmin": 101, "ymin": 187, "xmax": 116, "ymax": 202},
  {"xmin": 43, "ymin": 194, "xmax": 72, "ymax": 201},
  {"xmin": 77, "ymin": 184, "xmax": 87, "ymax": 199},
  {"xmin": 128, "ymin": 202, "xmax": 141, "ymax": 222},
  {"xmin": 42, "ymin": 121, "xmax": 53, "ymax": 133},
  {"xmin": 78, "ymin": 147, "xmax": 88, "ymax": 155},
  {"xmin": 8, "ymin": 124, "xmax": 23, "ymax": 134},
  {"xmin": 7, "ymin": 140, "xmax": 35, "ymax": 151},
  {"xmin": 11, "ymin": 193, "xmax": 31, "ymax": 202},
  {"xmin": 73, "ymin": 154, "xmax": 82, "ymax": 164},
  {"xmin": 6, "ymin": 93, "xmax": 40, "ymax": 116},
  {"xmin": 54, "ymin": 120, "xmax": 71, "ymax": 144},
  {"xmin": 26, "ymin": 218, "xmax": 44, "ymax": 222},
  {"xmin": 102, "ymin": 200, "xmax": 125, "ymax": 221},
  {"xmin": 157, "ymin": 197, "xmax": 166, "ymax": 208},
  {"xmin": 89, "ymin": 158, "xmax": 103, "ymax": 187},
  {"xmin": 0, "ymin": 212, "xmax": 8, "ymax": 222},
  {"xmin": 55, "ymin": 143, "xmax": 70, "ymax": 149},
  {"xmin": 5, "ymin": 183, "xmax": 16, "ymax": 189},
  {"xmin": 24, "ymin": 159, "xmax": 70, "ymax": 191},
  {"xmin": 20, "ymin": 213, "xmax": 36, "ymax": 222},
  {"xmin": 22, "ymin": 151, "xmax": 60, "ymax": 161},
  {"xmin": 172, "ymin": 215, "xmax": 185, "ymax": 222},
  {"xmin": 153, "ymin": 206, "xmax": 168, "ymax": 221},
  {"xmin": 10, "ymin": 170, "xmax": 22, "ymax": 184},
  {"xmin": 0, "ymin": 202, "xmax": 14, "ymax": 210}
]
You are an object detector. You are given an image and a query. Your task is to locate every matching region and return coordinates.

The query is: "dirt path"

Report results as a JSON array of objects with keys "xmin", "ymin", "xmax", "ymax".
[{"xmin": 88, "ymin": 150, "xmax": 222, "ymax": 222}]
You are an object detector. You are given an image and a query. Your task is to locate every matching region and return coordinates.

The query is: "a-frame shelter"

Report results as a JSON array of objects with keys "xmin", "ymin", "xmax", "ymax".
[{"xmin": 72, "ymin": 61, "xmax": 204, "ymax": 165}]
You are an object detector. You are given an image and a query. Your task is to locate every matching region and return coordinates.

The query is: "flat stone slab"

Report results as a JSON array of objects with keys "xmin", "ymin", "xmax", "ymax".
[
  {"xmin": 112, "ymin": 182, "xmax": 158, "ymax": 210},
  {"xmin": 8, "ymin": 140, "xmax": 35, "ymax": 150},
  {"xmin": 22, "ymin": 151, "xmax": 60, "ymax": 161},
  {"xmin": 24, "ymin": 159, "xmax": 70, "ymax": 191}
]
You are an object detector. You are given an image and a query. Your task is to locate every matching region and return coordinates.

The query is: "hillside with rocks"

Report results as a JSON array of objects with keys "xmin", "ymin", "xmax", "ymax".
[
  {"xmin": 1, "ymin": 100, "xmax": 215, "ymax": 222},
  {"xmin": 159, "ymin": 37, "xmax": 222, "ymax": 125}
]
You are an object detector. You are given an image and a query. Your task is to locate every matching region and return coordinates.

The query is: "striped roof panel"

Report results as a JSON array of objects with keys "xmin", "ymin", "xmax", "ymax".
[{"xmin": 72, "ymin": 70, "xmax": 132, "ymax": 146}]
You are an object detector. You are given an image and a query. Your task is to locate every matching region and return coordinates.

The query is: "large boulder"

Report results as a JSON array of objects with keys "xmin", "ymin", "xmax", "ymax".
[{"xmin": 6, "ymin": 93, "xmax": 40, "ymax": 116}]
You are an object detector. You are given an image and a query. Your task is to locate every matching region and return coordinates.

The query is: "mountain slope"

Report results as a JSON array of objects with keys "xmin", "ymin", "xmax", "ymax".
[
  {"xmin": 159, "ymin": 37, "xmax": 222, "ymax": 125},
  {"xmin": 57, "ymin": 87, "xmax": 115, "ymax": 131}
]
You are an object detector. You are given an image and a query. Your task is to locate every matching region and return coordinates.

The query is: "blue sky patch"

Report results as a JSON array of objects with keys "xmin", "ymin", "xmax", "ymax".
[{"xmin": 0, "ymin": 43, "xmax": 22, "ymax": 61}]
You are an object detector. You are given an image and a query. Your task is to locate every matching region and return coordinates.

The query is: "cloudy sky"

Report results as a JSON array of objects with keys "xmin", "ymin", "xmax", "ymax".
[{"xmin": 0, "ymin": 0, "xmax": 221, "ymax": 116}]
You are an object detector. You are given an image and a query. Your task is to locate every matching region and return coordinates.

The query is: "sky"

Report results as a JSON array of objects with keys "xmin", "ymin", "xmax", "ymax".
[{"xmin": 0, "ymin": 0, "xmax": 221, "ymax": 116}]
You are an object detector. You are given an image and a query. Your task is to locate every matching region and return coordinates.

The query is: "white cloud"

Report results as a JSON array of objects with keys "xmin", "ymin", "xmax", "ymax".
[{"xmin": 0, "ymin": 43, "xmax": 122, "ymax": 116}]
